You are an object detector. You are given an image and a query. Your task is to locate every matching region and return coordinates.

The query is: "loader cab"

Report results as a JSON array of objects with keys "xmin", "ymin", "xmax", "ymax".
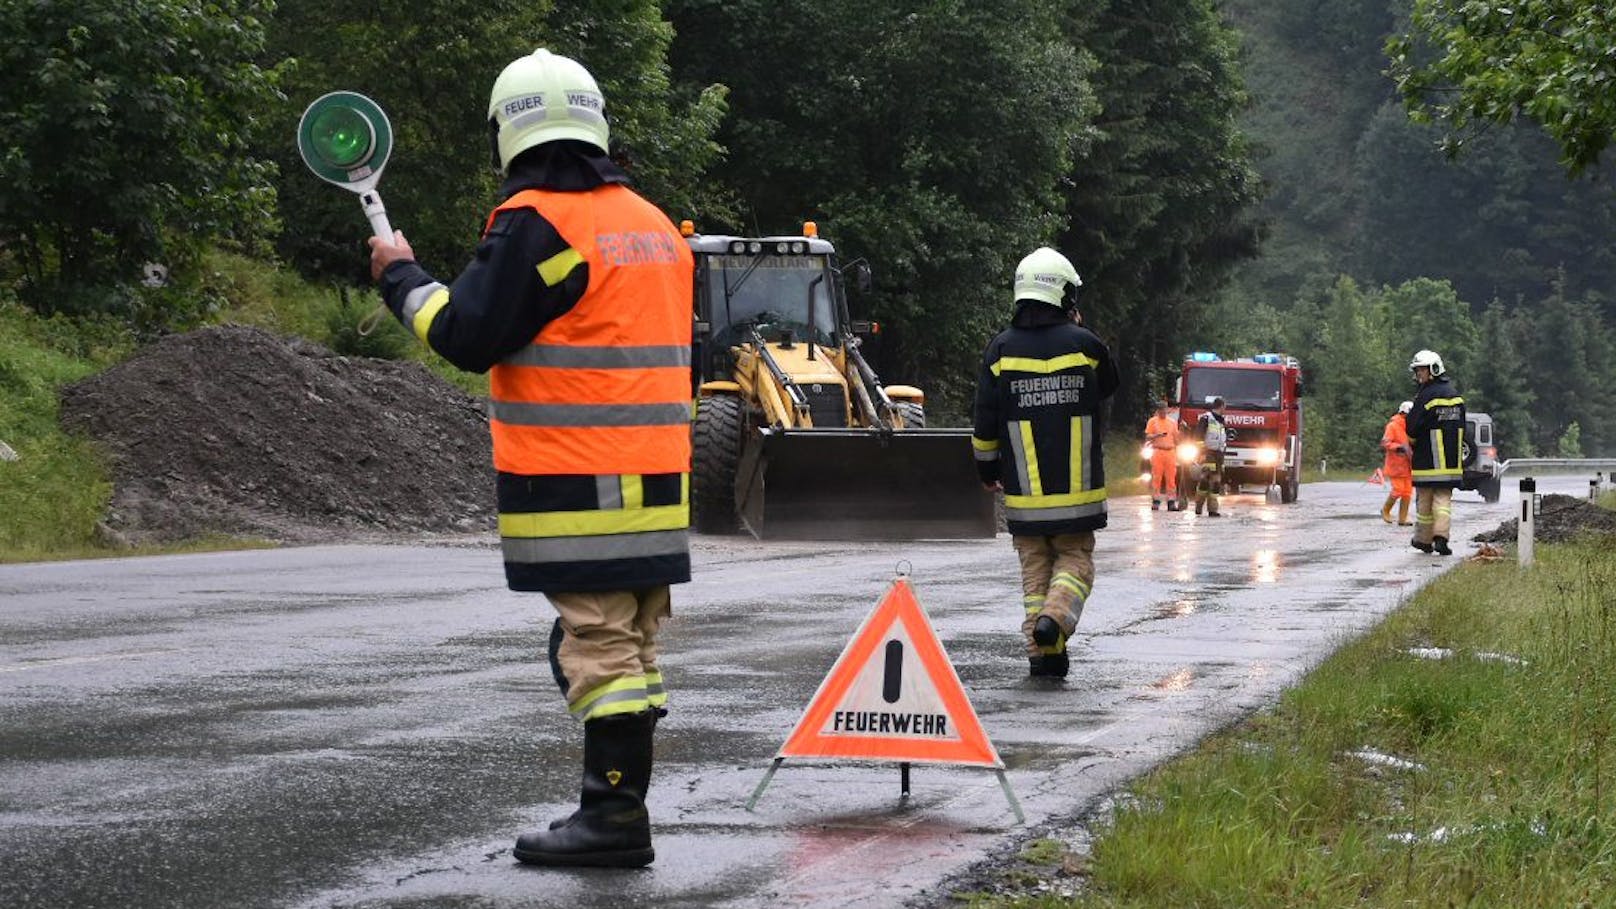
[{"xmin": 687, "ymin": 232, "xmax": 846, "ymax": 383}]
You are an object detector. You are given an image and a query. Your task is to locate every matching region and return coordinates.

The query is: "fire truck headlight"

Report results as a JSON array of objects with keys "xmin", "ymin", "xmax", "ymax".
[
  {"xmin": 1139, "ymin": 443, "xmax": 1153, "ymax": 461},
  {"xmin": 1177, "ymin": 442, "xmax": 1200, "ymax": 463},
  {"xmin": 1138, "ymin": 472, "xmax": 1151, "ymax": 484},
  {"xmin": 1255, "ymin": 447, "xmax": 1282, "ymax": 466}
]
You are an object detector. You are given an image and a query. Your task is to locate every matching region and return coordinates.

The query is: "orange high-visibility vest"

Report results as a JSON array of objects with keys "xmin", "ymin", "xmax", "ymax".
[
  {"xmin": 484, "ymin": 186, "xmax": 694, "ymax": 477},
  {"xmin": 1145, "ymin": 415, "xmax": 1178, "ymax": 449},
  {"xmin": 1381, "ymin": 414, "xmax": 1412, "ymax": 480}
]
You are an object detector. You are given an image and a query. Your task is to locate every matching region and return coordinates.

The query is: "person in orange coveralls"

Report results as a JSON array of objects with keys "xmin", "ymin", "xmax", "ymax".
[
  {"xmin": 1380, "ymin": 401, "xmax": 1414, "ymax": 525},
  {"xmin": 1144, "ymin": 400, "xmax": 1180, "ymax": 511}
]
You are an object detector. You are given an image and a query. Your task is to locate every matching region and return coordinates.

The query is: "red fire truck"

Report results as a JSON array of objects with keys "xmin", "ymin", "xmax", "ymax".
[{"xmin": 1174, "ymin": 352, "xmax": 1305, "ymax": 503}]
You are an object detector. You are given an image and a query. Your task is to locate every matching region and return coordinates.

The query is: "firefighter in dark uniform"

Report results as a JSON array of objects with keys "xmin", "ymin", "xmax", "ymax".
[
  {"xmin": 1406, "ymin": 349, "xmax": 1465, "ymax": 555},
  {"xmin": 1193, "ymin": 397, "xmax": 1228, "ymax": 516},
  {"xmin": 367, "ymin": 49, "xmax": 692, "ymax": 868},
  {"xmin": 972, "ymin": 247, "xmax": 1119, "ymax": 678}
]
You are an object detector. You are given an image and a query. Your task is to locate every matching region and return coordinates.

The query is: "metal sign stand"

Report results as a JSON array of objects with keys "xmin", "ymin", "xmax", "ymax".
[{"xmin": 746, "ymin": 757, "xmax": 1024, "ymax": 824}]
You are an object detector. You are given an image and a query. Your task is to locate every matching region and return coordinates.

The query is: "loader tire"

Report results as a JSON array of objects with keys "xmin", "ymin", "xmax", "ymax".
[
  {"xmin": 893, "ymin": 401, "xmax": 926, "ymax": 429},
  {"xmin": 693, "ymin": 394, "xmax": 743, "ymax": 534}
]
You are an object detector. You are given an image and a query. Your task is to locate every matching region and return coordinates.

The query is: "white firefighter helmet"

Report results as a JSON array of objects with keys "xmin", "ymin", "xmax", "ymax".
[
  {"xmin": 1013, "ymin": 247, "xmax": 1082, "ymax": 309},
  {"xmin": 1398, "ymin": 400, "xmax": 1413, "ymax": 414},
  {"xmin": 486, "ymin": 49, "xmax": 608, "ymax": 173},
  {"xmin": 1408, "ymin": 349, "xmax": 1445, "ymax": 378}
]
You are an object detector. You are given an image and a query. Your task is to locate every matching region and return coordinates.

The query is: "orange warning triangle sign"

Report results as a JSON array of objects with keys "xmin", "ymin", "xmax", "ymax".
[{"xmin": 776, "ymin": 578, "xmax": 1002, "ymax": 768}]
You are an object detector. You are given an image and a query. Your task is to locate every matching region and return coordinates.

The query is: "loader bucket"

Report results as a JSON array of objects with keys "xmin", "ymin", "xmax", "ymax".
[{"xmin": 736, "ymin": 428, "xmax": 997, "ymax": 540}]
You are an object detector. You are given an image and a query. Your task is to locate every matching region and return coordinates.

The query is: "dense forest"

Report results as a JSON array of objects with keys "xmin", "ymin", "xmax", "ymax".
[{"xmin": 2, "ymin": 0, "xmax": 1613, "ymax": 472}]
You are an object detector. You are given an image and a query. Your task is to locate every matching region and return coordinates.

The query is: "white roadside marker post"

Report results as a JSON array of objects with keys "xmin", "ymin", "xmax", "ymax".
[{"xmin": 1518, "ymin": 477, "xmax": 1536, "ymax": 569}]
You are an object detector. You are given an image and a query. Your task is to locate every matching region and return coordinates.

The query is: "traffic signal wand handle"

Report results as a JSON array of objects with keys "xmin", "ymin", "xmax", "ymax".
[{"xmin": 360, "ymin": 190, "xmax": 393, "ymax": 242}]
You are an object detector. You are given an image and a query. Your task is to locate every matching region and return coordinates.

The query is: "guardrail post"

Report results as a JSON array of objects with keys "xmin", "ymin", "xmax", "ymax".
[
  {"xmin": 1518, "ymin": 477, "xmax": 1536, "ymax": 568},
  {"xmin": 1592, "ymin": 479, "xmax": 1601, "ymax": 502}
]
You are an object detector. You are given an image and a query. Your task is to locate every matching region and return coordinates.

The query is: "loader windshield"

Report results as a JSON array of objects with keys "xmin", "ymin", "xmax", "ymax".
[
  {"xmin": 706, "ymin": 254, "xmax": 839, "ymax": 347},
  {"xmin": 1185, "ymin": 367, "xmax": 1283, "ymax": 410}
]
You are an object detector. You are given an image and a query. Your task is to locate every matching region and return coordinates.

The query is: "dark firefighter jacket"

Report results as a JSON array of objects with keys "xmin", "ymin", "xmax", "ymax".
[
  {"xmin": 1408, "ymin": 376, "xmax": 1465, "ymax": 488},
  {"xmin": 972, "ymin": 301, "xmax": 1119, "ymax": 536},
  {"xmin": 379, "ymin": 141, "xmax": 694, "ymax": 592}
]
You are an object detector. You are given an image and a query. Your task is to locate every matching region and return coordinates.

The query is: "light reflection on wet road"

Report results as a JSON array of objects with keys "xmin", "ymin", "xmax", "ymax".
[{"xmin": 0, "ymin": 480, "xmax": 1579, "ymax": 908}]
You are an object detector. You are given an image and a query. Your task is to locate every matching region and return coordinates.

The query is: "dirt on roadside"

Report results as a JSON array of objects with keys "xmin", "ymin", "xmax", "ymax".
[
  {"xmin": 1472, "ymin": 493, "xmax": 1616, "ymax": 545},
  {"xmin": 58, "ymin": 324, "xmax": 496, "ymax": 545}
]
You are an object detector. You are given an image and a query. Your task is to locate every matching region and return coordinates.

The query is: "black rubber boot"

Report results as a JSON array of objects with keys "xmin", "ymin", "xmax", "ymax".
[
  {"xmin": 515, "ymin": 711, "xmax": 656, "ymax": 868},
  {"xmin": 548, "ymin": 708, "xmax": 662, "ymax": 831},
  {"xmin": 1032, "ymin": 616, "xmax": 1062, "ymax": 648},
  {"xmin": 1410, "ymin": 538, "xmax": 1434, "ymax": 553},
  {"xmin": 1029, "ymin": 649, "xmax": 1070, "ymax": 678},
  {"xmin": 1433, "ymin": 536, "xmax": 1452, "ymax": 556}
]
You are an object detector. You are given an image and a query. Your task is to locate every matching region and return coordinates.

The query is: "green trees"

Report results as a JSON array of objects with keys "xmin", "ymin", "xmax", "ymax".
[
  {"xmin": 1059, "ymin": 0, "xmax": 1263, "ymax": 415},
  {"xmin": 1470, "ymin": 301, "xmax": 1533, "ymax": 457},
  {"xmin": 668, "ymin": 0, "xmax": 1262, "ymax": 415},
  {"xmin": 265, "ymin": 0, "xmax": 727, "ymax": 285},
  {"xmin": 1390, "ymin": 1, "xmax": 1616, "ymax": 175},
  {"xmin": 668, "ymin": 0, "xmax": 1096, "ymax": 410},
  {"xmin": 0, "ymin": 0, "xmax": 283, "ymax": 322}
]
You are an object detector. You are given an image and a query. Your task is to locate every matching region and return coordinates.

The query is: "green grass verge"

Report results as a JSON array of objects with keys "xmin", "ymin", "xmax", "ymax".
[
  {"xmin": 971, "ymin": 538, "xmax": 1616, "ymax": 908},
  {"xmin": 0, "ymin": 301, "xmax": 127, "ymax": 559}
]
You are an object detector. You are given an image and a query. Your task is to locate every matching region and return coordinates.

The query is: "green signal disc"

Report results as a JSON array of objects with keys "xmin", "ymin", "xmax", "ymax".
[
  {"xmin": 298, "ymin": 91, "xmax": 392, "ymax": 189},
  {"xmin": 309, "ymin": 106, "xmax": 374, "ymax": 168}
]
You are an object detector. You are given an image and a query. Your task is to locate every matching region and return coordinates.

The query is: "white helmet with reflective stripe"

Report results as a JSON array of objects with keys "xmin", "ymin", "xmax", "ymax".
[
  {"xmin": 487, "ymin": 49, "xmax": 608, "ymax": 173},
  {"xmin": 1013, "ymin": 247, "xmax": 1082, "ymax": 309},
  {"xmin": 1398, "ymin": 400, "xmax": 1413, "ymax": 414},
  {"xmin": 1408, "ymin": 349, "xmax": 1445, "ymax": 377}
]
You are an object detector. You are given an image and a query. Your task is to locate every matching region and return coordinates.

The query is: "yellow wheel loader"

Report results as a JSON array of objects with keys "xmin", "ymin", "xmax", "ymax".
[{"xmin": 686, "ymin": 223, "xmax": 995, "ymax": 540}]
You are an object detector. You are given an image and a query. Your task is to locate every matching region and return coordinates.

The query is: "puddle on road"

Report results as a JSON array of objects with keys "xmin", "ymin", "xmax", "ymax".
[
  {"xmin": 1155, "ymin": 598, "xmax": 1199, "ymax": 620},
  {"xmin": 1145, "ymin": 668, "xmax": 1195, "ymax": 693},
  {"xmin": 1251, "ymin": 549, "xmax": 1280, "ymax": 584}
]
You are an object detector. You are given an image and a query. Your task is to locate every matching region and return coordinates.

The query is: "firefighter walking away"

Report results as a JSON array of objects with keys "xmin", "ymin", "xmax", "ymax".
[
  {"xmin": 1407, "ymin": 350, "xmax": 1465, "ymax": 555},
  {"xmin": 973, "ymin": 247, "xmax": 1119, "ymax": 678},
  {"xmin": 367, "ymin": 48, "xmax": 693, "ymax": 868}
]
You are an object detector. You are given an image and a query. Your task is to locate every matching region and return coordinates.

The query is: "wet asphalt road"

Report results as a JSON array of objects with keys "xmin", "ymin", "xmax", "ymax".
[{"xmin": 0, "ymin": 479, "xmax": 1576, "ymax": 908}]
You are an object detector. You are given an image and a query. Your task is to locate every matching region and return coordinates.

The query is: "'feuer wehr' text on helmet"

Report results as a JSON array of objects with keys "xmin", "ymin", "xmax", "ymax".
[{"xmin": 487, "ymin": 49, "xmax": 608, "ymax": 173}]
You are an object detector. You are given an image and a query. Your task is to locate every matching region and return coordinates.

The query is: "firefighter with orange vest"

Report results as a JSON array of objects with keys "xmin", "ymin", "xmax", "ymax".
[
  {"xmin": 368, "ymin": 49, "xmax": 691, "ymax": 868},
  {"xmin": 1379, "ymin": 401, "xmax": 1414, "ymax": 525},
  {"xmin": 1144, "ymin": 400, "xmax": 1180, "ymax": 510}
]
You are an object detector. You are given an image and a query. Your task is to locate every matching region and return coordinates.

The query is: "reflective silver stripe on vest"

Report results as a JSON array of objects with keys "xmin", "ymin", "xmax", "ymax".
[
  {"xmin": 502, "ymin": 529, "xmax": 689, "ymax": 564},
  {"xmin": 503, "ymin": 344, "xmax": 691, "ymax": 369},
  {"xmin": 1085, "ymin": 414, "xmax": 1098, "ymax": 491},
  {"xmin": 596, "ymin": 474, "xmax": 622, "ymax": 510},
  {"xmin": 490, "ymin": 401, "xmax": 693, "ymax": 427},
  {"xmin": 1005, "ymin": 501, "xmax": 1108, "ymax": 524},
  {"xmin": 975, "ymin": 448, "xmax": 1000, "ymax": 462},
  {"xmin": 1006, "ymin": 420, "xmax": 1034, "ymax": 494},
  {"xmin": 400, "ymin": 281, "xmax": 448, "ymax": 325}
]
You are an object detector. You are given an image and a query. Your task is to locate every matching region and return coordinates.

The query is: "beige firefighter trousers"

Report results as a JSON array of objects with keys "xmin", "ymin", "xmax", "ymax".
[
  {"xmin": 545, "ymin": 586, "xmax": 671, "ymax": 721},
  {"xmin": 1013, "ymin": 532, "xmax": 1096, "ymax": 656},
  {"xmin": 1413, "ymin": 487, "xmax": 1454, "ymax": 544}
]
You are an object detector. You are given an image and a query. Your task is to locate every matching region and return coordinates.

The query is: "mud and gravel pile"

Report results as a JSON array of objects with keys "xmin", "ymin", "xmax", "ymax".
[
  {"xmin": 59, "ymin": 324, "xmax": 496, "ymax": 544},
  {"xmin": 1473, "ymin": 493, "xmax": 1616, "ymax": 544}
]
